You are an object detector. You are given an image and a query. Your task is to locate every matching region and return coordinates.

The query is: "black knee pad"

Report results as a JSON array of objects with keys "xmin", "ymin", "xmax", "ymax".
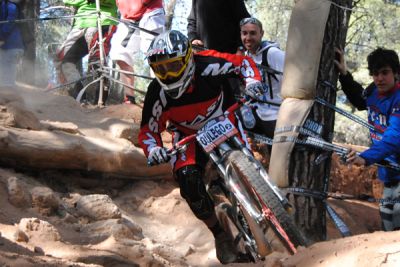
[{"xmin": 176, "ymin": 165, "xmax": 215, "ymax": 220}]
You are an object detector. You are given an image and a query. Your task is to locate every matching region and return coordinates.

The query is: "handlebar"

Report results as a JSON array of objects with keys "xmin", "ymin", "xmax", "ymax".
[
  {"xmin": 147, "ymin": 99, "xmax": 250, "ymax": 167},
  {"xmin": 147, "ymin": 135, "xmax": 197, "ymax": 166}
]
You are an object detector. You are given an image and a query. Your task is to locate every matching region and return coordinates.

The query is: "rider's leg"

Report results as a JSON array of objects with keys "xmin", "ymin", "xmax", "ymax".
[{"xmin": 175, "ymin": 165, "xmax": 237, "ymax": 263}]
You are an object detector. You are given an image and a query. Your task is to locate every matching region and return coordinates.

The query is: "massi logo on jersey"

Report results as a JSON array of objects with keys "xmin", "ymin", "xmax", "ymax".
[
  {"xmin": 180, "ymin": 92, "xmax": 224, "ymax": 130},
  {"xmin": 201, "ymin": 59, "xmax": 255, "ymax": 77},
  {"xmin": 148, "ymin": 90, "xmax": 168, "ymax": 133}
]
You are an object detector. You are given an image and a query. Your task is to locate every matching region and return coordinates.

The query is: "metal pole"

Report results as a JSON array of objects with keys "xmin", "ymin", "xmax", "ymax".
[{"xmin": 95, "ymin": 0, "xmax": 105, "ymax": 106}]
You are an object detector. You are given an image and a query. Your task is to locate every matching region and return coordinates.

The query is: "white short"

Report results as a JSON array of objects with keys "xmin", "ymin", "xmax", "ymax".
[{"xmin": 109, "ymin": 8, "xmax": 165, "ymax": 66}]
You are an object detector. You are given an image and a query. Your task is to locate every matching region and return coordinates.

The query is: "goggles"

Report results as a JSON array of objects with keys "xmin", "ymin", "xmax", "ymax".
[{"xmin": 150, "ymin": 46, "xmax": 192, "ymax": 82}]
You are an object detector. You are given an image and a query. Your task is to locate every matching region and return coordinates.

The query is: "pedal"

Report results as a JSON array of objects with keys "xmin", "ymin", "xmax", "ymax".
[{"xmin": 235, "ymin": 252, "xmax": 254, "ymax": 263}]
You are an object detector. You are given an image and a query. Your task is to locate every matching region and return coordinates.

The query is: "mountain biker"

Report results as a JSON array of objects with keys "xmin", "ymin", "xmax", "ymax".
[
  {"xmin": 238, "ymin": 17, "xmax": 285, "ymax": 139},
  {"xmin": 336, "ymin": 47, "xmax": 400, "ymax": 231},
  {"xmin": 109, "ymin": 0, "xmax": 165, "ymax": 104},
  {"xmin": 56, "ymin": 0, "xmax": 117, "ymax": 99},
  {"xmin": 138, "ymin": 30, "xmax": 263, "ymax": 264}
]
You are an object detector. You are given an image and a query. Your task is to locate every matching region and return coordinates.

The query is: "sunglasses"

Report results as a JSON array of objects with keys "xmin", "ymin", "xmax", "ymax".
[{"xmin": 240, "ymin": 17, "xmax": 263, "ymax": 29}]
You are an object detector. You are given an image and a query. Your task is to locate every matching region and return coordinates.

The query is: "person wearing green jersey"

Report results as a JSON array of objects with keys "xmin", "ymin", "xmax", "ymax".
[{"xmin": 55, "ymin": 0, "xmax": 117, "ymax": 99}]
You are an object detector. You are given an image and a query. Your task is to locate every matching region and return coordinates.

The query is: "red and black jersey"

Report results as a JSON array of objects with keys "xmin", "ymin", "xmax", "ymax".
[{"xmin": 139, "ymin": 50, "xmax": 261, "ymax": 157}]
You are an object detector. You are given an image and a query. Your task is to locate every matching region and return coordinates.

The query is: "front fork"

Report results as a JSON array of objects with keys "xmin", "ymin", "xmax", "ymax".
[{"xmin": 230, "ymin": 136, "xmax": 291, "ymax": 210}]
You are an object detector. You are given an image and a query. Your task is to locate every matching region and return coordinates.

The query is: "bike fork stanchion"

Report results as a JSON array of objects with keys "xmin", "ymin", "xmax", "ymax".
[{"xmin": 231, "ymin": 135, "xmax": 289, "ymax": 208}]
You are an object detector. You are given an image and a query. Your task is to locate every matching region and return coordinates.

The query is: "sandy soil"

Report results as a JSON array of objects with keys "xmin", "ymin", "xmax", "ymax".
[{"xmin": 0, "ymin": 85, "xmax": 398, "ymax": 267}]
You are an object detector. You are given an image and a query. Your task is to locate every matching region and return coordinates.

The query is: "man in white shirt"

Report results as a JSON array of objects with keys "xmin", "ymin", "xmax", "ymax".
[{"xmin": 239, "ymin": 17, "xmax": 285, "ymax": 138}]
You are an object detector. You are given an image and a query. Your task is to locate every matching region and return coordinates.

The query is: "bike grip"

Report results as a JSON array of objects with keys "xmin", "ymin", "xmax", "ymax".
[{"xmin": 147, "ymin": 158, "xmax": 156, "ymax": 167}]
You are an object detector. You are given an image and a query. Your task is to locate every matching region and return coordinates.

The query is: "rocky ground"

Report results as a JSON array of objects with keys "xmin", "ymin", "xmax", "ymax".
[{"xmin": 0, "ymin": 84, "xmax": 399, "ymax": 267}]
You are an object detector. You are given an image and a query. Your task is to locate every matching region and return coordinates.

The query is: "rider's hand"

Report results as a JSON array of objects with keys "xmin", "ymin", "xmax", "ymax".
[
  {"xmin": 191, "ymin": 39, "xmax": 204, "ymax": 47},
  {"xmin": 148, "ymin": 146, "xmax": 170, "ymax": 165},
  {"xmin": 346, "ymin": 149, "xmax": 366, "ymax": 166},
  {"xmin": 334, "ymin": 47, "xmax": 348, "ymax": 76},
  {"xmin": 245, "ymin": 81, "xmax": 265, "ymax": 99}
]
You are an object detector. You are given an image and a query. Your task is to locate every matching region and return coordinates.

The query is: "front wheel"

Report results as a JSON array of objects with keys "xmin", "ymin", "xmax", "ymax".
[{"xmin": 224, "ymin": 150, "xmax": 307, "ymax": 253}]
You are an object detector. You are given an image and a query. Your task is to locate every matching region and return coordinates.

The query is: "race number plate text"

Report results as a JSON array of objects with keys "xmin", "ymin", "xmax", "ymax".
[{"xmin": 196, "ymin": 117, "xmax": 238, "ymax": 152}]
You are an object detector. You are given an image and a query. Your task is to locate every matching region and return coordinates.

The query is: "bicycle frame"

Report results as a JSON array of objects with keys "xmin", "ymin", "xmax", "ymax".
[{"xmin": 149, "ymin": 99, "xmax": 298, "ymax": 258}]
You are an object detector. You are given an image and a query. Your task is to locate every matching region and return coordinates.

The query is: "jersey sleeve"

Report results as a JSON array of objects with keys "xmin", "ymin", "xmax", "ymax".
[
  {"xmin": 360, "ymin": 101, "xmax": 400, "ymax": 165},
  {"xmin": 197, "ymin": 50, "xmax": 262, "ymax": 86},
  {"xmin": 63, "ymin": 0, "xmax": 86, "ymax": 7},
  {"xmin": 138, "ymin": 80, "xmax": 168, "ymax": 157},
  {"xmin": 339, "ymin": 72, "xmax": 368, "ymax": 110},
  {"xmin": 267, "ymin": 47, "xmax": 285, "ymax": 73}
]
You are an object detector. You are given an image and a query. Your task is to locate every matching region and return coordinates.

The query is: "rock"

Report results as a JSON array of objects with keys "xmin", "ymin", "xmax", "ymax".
[
  {"xmin": 109, "ymin": 121, "xmax": 139, "ymax": 140},
  {"xmin": 14, "ymin": 229, "xmax": 29, "ymax": 242},
  {"xmin": 76, "ymin": 194, "xmax": 121, "ymax": 221},
  {"xmin": 7, "ymin": 176, "xmax": 31, "ymax": 208},
  {"xmin": 33, "ymin": 246, "xmax": 44, "ymax": 255},
  {"xmin": 5, "ymin": 102, "xmax": 41, "ymax": 130},
  {"xmin": 18, "ymin": 218, "xmax": 61, "ymax": 242},
  {"xmin": 62, "ymin": 213, "xmax": 79, "ymax": 224},
  {"xmin": 40, "ymin": 120, "xmax": 80, "ymax": 134},
  {"xmin": 30, "ymin": 186, "xmax": 60, "ymax": 216},
  {"xmin": 80, "ymin": 218, "xmax": 143, "ymax": 243}
]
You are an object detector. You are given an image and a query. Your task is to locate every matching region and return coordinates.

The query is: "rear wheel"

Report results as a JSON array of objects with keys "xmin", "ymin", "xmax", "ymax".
[{"xmin": 224, "ymin": 150, "xmax": 307, "ymax": 253}]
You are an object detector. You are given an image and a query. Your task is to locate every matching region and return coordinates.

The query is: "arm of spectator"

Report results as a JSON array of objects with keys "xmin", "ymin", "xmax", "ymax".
[
  {"xmin": 359, "ymin": 104, "xmax": 400, "ymax": 166},
  {"xmin": 187, "ymin": 0, "xmax": 200, "ymax": 43},
  {"xmin": 335, "ymin": 47, "xmax": 367, "ymax": 110}
]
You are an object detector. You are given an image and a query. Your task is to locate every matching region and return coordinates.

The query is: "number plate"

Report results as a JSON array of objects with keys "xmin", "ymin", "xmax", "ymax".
[{"xmin": 196, "ymin": 117, "xmax": 238, "ymax": 152}]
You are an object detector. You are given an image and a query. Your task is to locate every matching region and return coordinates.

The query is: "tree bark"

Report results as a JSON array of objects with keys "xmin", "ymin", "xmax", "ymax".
[{"xmin": 288, "ymin": 0, "xmax": 353, "ymax": 242}]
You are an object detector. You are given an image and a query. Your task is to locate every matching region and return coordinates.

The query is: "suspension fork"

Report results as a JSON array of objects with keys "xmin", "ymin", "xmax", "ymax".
[
  {"xmin": 208, "ymin": 142, "xmax": 264, "ymax": 224},
  {"xmin": 231, "ymin": 136, "xmax": 290, "ymax": 209}
]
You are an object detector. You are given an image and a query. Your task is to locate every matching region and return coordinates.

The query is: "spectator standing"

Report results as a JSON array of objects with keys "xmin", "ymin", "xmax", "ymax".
[
  {"xmin": 0, "ymin": 0, "xmax": 25, "ymax": 88},
  {"xmin": 56, "ymin": 0, "xmax": 117, "ymax": 99},
  {"xmin": 337, "ymin": 47, "xmax": 400, "ymax": 231},
  {"xmin": 187, "ymin": 0, "xmax": 250, "ymax": 53},
  {"xmin": 238, "ymin": 17, "xmax": 285, "ymax": 138},
  {"xmin": 109, "ymin": 0, "xmax": 165, "ymax": 104}
]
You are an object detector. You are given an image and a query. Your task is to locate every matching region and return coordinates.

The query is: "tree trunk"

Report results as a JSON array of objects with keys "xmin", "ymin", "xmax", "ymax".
[
  {"xmin": 288, "ymin": 0, "xmax": 353, "ymax": 242},
  {"xmin": 19, "ymin": 0, "xmax": 40, "ymax": 85}
]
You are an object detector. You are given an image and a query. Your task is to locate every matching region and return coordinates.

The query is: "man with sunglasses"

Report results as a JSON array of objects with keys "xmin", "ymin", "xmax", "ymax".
[
  {"xmin": 138, "ymin": 30, "xmax": 263, "ymax": 264},
  {"xmin": 109, "ymin": 0, "xmax": 165, "ymax": 104},
  {"xmin": 335, "ymin": 47, "xmax": 400, "ymax": 231},
  {"xmin": 238, "ymin": 17, "xmax": 285, "ymax": 139}
]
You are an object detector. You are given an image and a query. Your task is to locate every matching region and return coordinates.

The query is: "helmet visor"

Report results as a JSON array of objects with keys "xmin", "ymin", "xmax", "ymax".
[{"xmin": 149, "ymin": 47, "xmax": 192, "ymax": 84}]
